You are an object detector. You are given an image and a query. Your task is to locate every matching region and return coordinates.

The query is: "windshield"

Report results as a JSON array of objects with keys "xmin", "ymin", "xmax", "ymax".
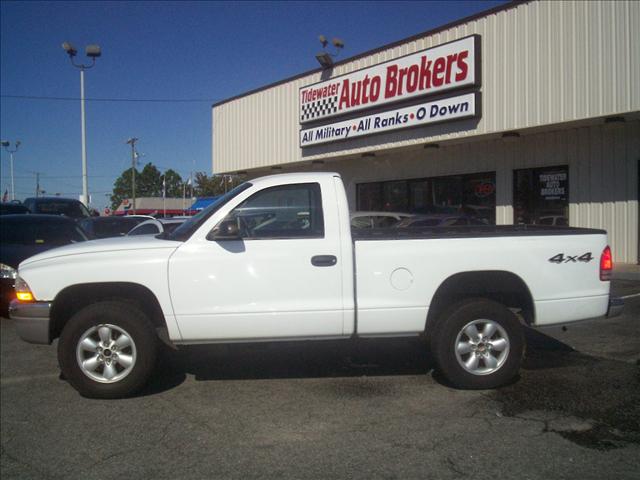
[{"xmin": 165, "ymin": 182, "xmax": 252, "ymax": 241}]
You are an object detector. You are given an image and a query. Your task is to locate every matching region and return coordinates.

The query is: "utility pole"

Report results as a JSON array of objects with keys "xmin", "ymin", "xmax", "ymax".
[
  {"xmin": 126, "ymin": 137, "xmax": 139, "ymax": 215},
  {"xmin": 36, "ymin": 173, "xmax": 40, "ymax": 197},
  {"xmin": 191, "ymin": 156, "xmax": 195, "ymax": 200},
  {"xmin": 182, "ymin": 181, "xmax": 186, "ymax": 215}
]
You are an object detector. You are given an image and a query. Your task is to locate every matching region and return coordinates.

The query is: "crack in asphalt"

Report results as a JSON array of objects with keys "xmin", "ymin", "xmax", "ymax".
[
  {"xmin": 444, "ymin": 456, "xmax": 467, "ymax": 478},
  {"xmin": 87, "ymin": 416, "xmax": 178, "ymax": 473},
  {"xmin": 0, "ymin": 444, "xmax": 57, "ymax": 480}
]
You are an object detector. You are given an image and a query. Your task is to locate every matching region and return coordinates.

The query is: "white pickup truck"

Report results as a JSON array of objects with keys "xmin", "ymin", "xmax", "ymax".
[{"xmin": 10, "ymin": 172, "xmax": 623, "ymax": 398}]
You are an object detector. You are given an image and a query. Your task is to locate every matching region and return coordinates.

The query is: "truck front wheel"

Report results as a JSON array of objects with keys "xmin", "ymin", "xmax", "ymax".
[
  {"xmin": 430, "ymin": 298, "xmax": 524, "ymax": 389},
  {"xmin": 58, "ymin": 301, "xmax": 158, "ymax": 398}
]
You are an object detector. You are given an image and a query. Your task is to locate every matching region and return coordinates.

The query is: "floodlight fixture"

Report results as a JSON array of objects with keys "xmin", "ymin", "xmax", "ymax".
[
  {"xmin": 604, "ymin": 116, "xmax": 625, "ymax": 124},
  {"xmin": 315, "ymin": 34, "xmax": 345, "ymax": 69},
  {"xmin": 501, "ymin": 131, "xmax": 521, "ymax": 143},
  {"xmin": 316, "ymin": 52, "xmax": 334, "ymax": 68},
  {"xmin": 62, "ymin": 41, "xmax": 78, "ymax": 57},
  {"xmin": 62, "ymin": 41, "xmax": 101, "ymax": 68},
  {"xmin": 86, "ymin": 44, "xmax": 101, "ymax": 58}
]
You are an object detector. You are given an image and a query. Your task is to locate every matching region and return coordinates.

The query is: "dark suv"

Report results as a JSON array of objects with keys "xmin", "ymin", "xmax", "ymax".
[
  {"xmin": 0, "ymin": 203, "xmax": 30, "ymax": 215},
  {"xmin": 0, "ymin": 214, "xmax": 89, "ymax": 315},
  {"xmin": 22, "ymin": 197, "xmax": 92, "ymax": 219}
]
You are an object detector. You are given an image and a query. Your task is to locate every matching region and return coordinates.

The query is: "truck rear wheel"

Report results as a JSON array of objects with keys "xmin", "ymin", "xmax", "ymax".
[
  {"xmin": 430, "ymin": 298, "xmax": 524, "ymax": 389},
  {"xmin": 58, "ymin": 301, "xmax": 158, "ymax": 398}
]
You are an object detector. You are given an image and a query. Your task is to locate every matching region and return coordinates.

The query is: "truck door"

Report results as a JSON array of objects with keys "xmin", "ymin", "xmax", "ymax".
[{"xmin": 168, "ymin": 181, "xmax": 346, "ymax": 341}]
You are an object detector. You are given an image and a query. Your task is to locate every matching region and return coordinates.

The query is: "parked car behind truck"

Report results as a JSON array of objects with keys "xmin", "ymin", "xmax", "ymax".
[
  {"xmin": 23, "ymin": 197, "xmax": 92, "ymax": 219},
  {"xmin": 10, "ymin": 172, "xmax": 622, "ymax": 398},
  {"xmin": 79, "ymin": 215, "xmax": 153, "ymax": 239}
]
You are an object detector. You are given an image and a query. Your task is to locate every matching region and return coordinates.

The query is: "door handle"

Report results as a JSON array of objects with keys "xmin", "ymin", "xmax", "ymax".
[{"xmin": 311, "ymin": 255, "xmax": 337, "ymax": 267}]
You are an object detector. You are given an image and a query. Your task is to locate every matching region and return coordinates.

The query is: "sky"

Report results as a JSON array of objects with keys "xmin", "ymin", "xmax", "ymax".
[{"xmin": 1, "ymin": 0, "xmax": 507, "ymax": 212}]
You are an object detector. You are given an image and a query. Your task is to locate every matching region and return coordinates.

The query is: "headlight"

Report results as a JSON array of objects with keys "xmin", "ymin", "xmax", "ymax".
[
  {"xmin": 14, "ymin": 276, "xmax": 34, "ymax": 302},
  {"xmin": 0, "ymin": 263, "xmax": 17, "ymax": 280}
]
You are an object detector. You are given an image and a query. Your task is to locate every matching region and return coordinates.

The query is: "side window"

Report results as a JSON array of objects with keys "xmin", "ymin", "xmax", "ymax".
[{"xmin": 218, "ymin": 183, "xmax": 324, "ymax": 239}]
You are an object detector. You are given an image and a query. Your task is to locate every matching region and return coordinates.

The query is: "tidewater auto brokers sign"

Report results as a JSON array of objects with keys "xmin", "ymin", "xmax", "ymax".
[
  {"xmin": 300, "ymin": 93, "xmax": 478, "ymax": 147},
  {"xmin": 299, "ymin": 35, "xmax": 480, "ymax": 147}
]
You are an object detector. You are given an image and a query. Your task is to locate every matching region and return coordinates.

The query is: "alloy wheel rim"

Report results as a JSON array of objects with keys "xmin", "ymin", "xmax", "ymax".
[
  {"xmin": 76, "ymin": 324, "xmax": 137, "ymax": 383},
  {"xmin": 454, "ymin": 319, "xmax": 510, "ymax": 376}
]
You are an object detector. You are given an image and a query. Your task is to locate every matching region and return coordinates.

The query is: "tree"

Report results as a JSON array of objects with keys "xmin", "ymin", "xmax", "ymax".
[
  {"xmin": 137, "ymin": 163, "xmax": 162, "ymax": 197},
  {"xmin": 110, "ymin": 167, "xmax": 137, "ymax": 211},
  {"xmin": 110, "ymin": 162, "xmax": 183, "ymax": 211},
  {"xmin": 193, "ymin": 171, "xmax": 243, "ymax": 197},
  {"xmin": 163, "ymin": 169, "xmax": 183, "ymax": 198}
]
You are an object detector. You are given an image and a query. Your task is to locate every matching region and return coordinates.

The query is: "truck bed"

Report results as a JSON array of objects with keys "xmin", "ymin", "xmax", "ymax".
[{"xmin": 352, "ymin": 226, "xmax": 610, "ymax": 333}]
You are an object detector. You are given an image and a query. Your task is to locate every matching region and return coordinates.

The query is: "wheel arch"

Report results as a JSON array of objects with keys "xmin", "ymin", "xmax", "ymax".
[
  {"xmin": 50, "ymin": 282, "xmax": 173, "ymax": 347},
  {"xmin": 426, "ymin": 270, "xmax": 535, "ymax": 330}
]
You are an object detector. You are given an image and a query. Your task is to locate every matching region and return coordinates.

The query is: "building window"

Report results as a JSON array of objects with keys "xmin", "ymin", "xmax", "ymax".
[
  {"xmin": 356, "ymin": 172, "xmax": 496, "ymax": 224},
  {"xmin": 382, "ymin": 181, "xmax": 409, "ymax": 212},
  {"xmin": 513, "ymin": 166, "xmax": 569, "ymax": 226},
  {"xmin": 356, "ymin": 182, "xmax": 383, "ymax": 211}
]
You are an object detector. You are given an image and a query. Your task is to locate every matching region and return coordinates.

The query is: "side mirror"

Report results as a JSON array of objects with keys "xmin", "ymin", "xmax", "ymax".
[{"xmin": 208, "ymin": 219, "xmax": 242, "ymax": 241}]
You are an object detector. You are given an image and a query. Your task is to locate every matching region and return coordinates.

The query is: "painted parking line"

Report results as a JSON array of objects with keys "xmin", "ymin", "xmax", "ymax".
[
  {"xmin": 0, "ymin": 373, "xmax": 60, "ymax": 386},
  {"xmin": 620, "ymin": 292, "xmax": 640, "ymax": 300}
]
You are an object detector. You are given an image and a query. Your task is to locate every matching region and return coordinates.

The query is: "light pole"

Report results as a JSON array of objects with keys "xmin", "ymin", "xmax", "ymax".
[
  {"xmin": 161, "ymin": 172, "xmax": 166, "ymax": 218},
  {"xmin": 1, "ymin": 140, "xmax": 20, "ymax": 201},
  {"xmin": 62, "ymin": 41, "xmax": 101, "ymax": 206},
  {"xmin": 126, "ymin": 137, "xmax": 139, "ymax": 215},
  {"xmin": 182, "ymin": 178, "xmax": 192, "ymax": 215}
]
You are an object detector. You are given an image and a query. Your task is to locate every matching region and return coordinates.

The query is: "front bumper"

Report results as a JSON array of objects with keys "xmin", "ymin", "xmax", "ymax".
[{"xmin": 9, "ymin": 300, "xmax": 52, "ymax": 345}]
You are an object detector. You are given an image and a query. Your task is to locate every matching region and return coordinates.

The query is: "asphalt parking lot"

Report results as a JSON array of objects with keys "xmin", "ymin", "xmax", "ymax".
[{"xmin": 1, "ymin": 280, "xmax": 639, "ymax": 480}]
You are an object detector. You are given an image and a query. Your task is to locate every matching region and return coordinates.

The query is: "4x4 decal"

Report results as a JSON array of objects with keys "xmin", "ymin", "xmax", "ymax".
[{"xmin": 548, "ymin": 252, "xmax": 593, "ymax": 264}]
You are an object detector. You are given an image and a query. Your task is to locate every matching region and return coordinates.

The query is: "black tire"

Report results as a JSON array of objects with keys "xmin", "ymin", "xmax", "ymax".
[
  {"xmin": 58, "ymin": 301, "xmax": 158, "ymax": 398},
  {"xmin": 430, "ymin": 298, "xmax": 524, "ymax": 389}
]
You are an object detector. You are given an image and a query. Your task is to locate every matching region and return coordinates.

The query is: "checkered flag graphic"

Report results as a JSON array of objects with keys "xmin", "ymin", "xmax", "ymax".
[{"xmin": 300, "ymin": 96, "xmax": 339, "ymax": 122}]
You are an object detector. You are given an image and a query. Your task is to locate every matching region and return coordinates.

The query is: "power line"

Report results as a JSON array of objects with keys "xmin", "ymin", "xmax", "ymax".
[
  {"xmin": 1, "ymin": 94, "xmax": 220, "ymax": 103},
  {"xmin": 13, "ymin": 190, "xmax": 112, "ymax": 195},
  {"xmin": 11, "ymin": 174, "xmax": 116, "ymax": 179}
]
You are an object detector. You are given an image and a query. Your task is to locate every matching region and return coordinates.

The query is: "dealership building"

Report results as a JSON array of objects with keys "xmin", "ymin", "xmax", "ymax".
[{"xmin": 212, "ymin": 0, "xmax": 639, "ymax": 264}]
